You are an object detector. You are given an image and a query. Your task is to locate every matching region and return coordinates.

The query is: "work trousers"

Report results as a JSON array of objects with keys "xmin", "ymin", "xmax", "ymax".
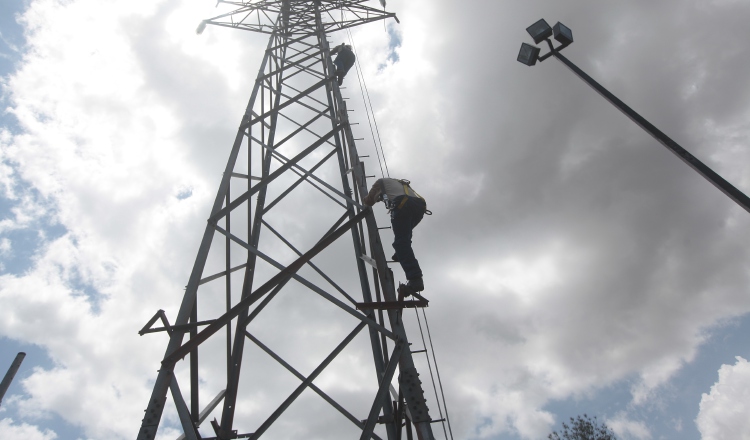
[
  {"xmin": 333, "ymin": 50, "xmax": 355, "ymax": 77},
  {"xmin": 390, "ymin": 196, "xmax": 426, "ymax": 281}
]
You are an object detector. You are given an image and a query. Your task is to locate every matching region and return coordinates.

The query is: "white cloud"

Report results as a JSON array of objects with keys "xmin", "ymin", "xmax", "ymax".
[
  {"xmin": 2, "ymin": 0, "xmax": 750, "ymax": 439},
  {"xmin": 0, "ymin": 418, "xmax": 57, "ymax": 440},
  {"xmin": 0, "ymin": 0, "xmax": 249, "ymax": 438},
  {"xmin": 0, "ymin": 130, "xmax": 18, "ymax": 199},
  {"xmin": 696, "ymin": 356, "xmax": 750, "ymax": 440},
  {"xmin": 607, "ymin": 412, "xmax": 652, "ymax": 440}
]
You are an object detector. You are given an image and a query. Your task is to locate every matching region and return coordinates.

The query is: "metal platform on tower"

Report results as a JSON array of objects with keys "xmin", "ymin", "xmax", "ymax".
[{"xmin": 136, "ymin": 1, "xmax": 449, "ymax": 440}]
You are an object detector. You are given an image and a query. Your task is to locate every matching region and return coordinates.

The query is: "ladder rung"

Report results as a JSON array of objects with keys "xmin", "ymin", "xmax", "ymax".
[
  {"xmin": 360, "ymin": 254, "xmax": 376, "ymax": 268},
  {"xmin": 355, "ymin": 299, "xmax": 428, "ymax": 310},
  {"xmin": 230, "ymin": 172, "xmax": 262, "ymax": 180}
]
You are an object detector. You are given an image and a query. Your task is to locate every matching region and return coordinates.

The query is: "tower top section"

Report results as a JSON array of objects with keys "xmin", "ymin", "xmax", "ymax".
[{"xmin": 198, "ymin": 0, "xmax": 399, "ymax": 35}]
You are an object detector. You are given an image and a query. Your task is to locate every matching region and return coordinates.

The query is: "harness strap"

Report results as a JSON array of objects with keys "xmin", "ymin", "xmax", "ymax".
[
  {"xmin": 379, "ymin": 178, "xmax": 393, "ymax": 209},
  {"xmin": 397, "ymin": 196, "xmax": 409, "ymax": 210},
  {"xmin": 382, "ymin": 178, "xmax": 431, "ymax": 214},
  {"xmin": 398, "ymin": 180, "xmax": 427, "ymax": 212},
  {"xmin": 400, "ymin": 181, "xmax": 425, "ymax": 201}
]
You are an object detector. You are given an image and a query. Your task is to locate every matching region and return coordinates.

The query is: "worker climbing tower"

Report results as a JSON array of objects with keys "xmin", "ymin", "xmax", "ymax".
[{"xmin": 136, "ymin": 1, "xmax": 445, "ymax": 439}]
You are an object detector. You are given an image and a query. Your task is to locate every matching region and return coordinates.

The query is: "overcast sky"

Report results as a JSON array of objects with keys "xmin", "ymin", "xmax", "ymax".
[{"xmin": 2, "ymin": 0, "xmax": 750, "ymax": 439}]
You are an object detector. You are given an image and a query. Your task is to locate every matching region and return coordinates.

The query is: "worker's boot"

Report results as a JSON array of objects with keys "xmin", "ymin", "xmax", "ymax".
[
  {"xmin": 391, "ymin": 253, "xmax": 399, "ymax": 262},
  {"xmin": 406, "ymin": 277, "xmax": 424, "ymax": 292}
]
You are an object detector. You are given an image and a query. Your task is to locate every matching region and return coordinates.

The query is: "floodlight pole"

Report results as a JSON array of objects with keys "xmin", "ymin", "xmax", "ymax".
[
  {"xmin": 523, "ymin": 31, "xmax": 750, "ymax": 214},
  {"xmin": 0, "ymin": 352, "xmax": 26, "ymax": 406},
  {"xmin": 552, "ymin": 47, "xmax": 750, "ymax": 213}
]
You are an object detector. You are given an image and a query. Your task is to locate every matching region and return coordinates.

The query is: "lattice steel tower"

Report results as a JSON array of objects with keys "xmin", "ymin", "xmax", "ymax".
[{"xmin": 137, "ymin": 1, "xmax": 443, "ymax": 439}]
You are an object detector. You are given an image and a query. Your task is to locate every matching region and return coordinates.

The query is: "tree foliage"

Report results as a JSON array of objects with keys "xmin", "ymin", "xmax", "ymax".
[{"xmin": 548, "ymin": 414, "xmax": 618, "ymax": 440}]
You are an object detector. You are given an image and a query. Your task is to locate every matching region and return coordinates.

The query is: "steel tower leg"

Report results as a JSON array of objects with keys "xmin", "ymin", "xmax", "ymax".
[{"xmin": 136, "ymin": 2, "xmax": 434, "ymax": 439}]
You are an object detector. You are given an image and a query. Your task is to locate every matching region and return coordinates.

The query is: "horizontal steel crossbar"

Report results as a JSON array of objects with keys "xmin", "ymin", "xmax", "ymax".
[
  {"xmin": 212, "ymin": 224, "xmax": 397, "ymax": 341},
  {"xmin": 163, "ymin": 208, "xmax": 370, "ymax": 364},
  {"xmin": 242, "ymin": 78, "xmax": 329, "ymax": 130},
  {"xmin": 244, "ymin": 330, "xmax": 384, "ymax": 440},
  {"xmin": 209, "ymin": 124, "xmax": 343, "ymax": 223},
  {"xmin": 261, "ymin": 217, "xmax": 359, "ymax": 305},
  {"xmin": 247, "ymin": 321, "xmax": 369, "ymax": 439}
]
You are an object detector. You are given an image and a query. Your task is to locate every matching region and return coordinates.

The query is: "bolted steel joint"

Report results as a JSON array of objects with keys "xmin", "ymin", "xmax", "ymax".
[{"xmin": 398, "ymin": 366, "xmax": 431, "ymax": 423}]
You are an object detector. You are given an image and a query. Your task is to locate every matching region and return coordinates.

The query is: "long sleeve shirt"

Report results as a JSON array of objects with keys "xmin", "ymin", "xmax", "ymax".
[
  {"xmin": 364, "ymin": 178, "xmax": 418, "ymax": 206},
  {"xmin": 330, "ymin": 43, "xmax": 350, "ymax": 55}
]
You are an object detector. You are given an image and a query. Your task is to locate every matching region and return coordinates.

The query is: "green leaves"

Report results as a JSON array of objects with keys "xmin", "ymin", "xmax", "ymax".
[{"xmin": 548, "ymin": 414, "xmax": 617, "ymax": 440}]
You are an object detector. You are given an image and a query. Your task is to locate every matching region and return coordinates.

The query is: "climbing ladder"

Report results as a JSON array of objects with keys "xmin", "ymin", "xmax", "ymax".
[{"xmin": 136, "ymin": 2, "xmax": 445, "ymax": 439}]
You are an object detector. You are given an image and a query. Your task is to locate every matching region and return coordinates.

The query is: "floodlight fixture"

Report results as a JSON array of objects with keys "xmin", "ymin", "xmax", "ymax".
[
  {"xmin": 518, "ymin": 19, "xmax": 575, "ymax": 66},
  {"xmin": 517, "ymin": 42, "xmax": 540, "ymax": 66},
  {"xmin": 553, "ymin": 22, "xmax": 573, "ymax": 46},
  {"xmin": 514, "ymin": 19, "xmax": 750, "ymax": 215},
  {"xmin": 526, "ymin": 19, "xmax": 552, "ymax": 44}
]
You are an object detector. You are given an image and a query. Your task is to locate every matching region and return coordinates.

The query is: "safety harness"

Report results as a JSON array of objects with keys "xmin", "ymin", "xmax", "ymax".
[{"xmin": 379, "ymin": 178, "xmax": 432, "ymax": 215}]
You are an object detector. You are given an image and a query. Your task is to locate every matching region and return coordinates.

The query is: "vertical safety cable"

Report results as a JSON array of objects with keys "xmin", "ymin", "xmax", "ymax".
[
  {"xmin": 420, "ymin": 308, "xmax": 454, "ymax": 440},
  {"xmin": 347, "ymin": 28, "xmax": 391, "ymax": 178},
  {"xmin": 413, "ymin": 308, "xmax": 453, "ymax": 439},
  {"xmin": 343, "ymin": 25, "xmax": 390, "ymax": 179}
]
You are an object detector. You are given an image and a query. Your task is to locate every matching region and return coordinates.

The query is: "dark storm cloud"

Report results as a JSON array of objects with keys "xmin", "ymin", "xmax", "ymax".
[{"xmin": 357, "ymin": 0, "xmax": 750, "ymax": 437}]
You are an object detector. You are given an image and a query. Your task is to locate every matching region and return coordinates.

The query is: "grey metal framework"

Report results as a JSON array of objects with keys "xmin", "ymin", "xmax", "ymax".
[{"xmin": 136, "ymin": 1, "xmax": 438, "ymax": 439}]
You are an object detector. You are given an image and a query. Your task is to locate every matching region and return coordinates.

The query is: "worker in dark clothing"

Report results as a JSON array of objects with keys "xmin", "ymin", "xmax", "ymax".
[
  {"xmin": 330, "ymin": 43, "xmax": 355, "ymax": 86},
  {"xmin": 364, "ymin": 178, "xmax": 427, "ymax": 292}
]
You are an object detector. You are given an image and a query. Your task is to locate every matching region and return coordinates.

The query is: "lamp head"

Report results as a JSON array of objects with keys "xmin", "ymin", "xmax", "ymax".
[
  {"xmin": 517, "ymin": 42, "xmax": 541, "ymax": 66},
  {"xmin": 553, "ymin": 22, "xmax": 573, "ymax": 46},
  {"xmin": 526, "ymin": 19, "xmax": 552, "ymax": 44}
]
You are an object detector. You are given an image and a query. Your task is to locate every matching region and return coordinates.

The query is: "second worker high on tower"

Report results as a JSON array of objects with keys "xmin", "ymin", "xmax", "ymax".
[
  {"xmin": 364, "ymin": 178, "xmax": 429, "ymax": 293},
  {"xmin": 330, "ymin": 43, "xmax": 355, "ymax": 86}
]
